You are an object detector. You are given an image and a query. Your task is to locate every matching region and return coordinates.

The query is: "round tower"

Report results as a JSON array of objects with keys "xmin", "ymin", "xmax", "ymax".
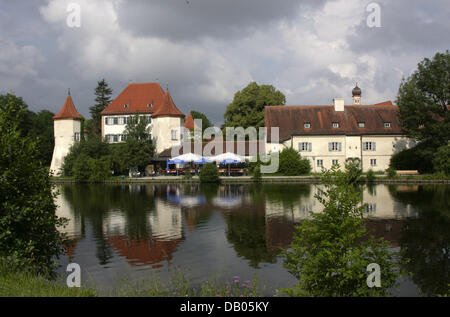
[
  {"xmin": 151, "ymin": 89, "xmax": 185, "ymax": 154},
  {"xmin": 50, "ymin": 92, "xmax": 83, "ymax": 175}
]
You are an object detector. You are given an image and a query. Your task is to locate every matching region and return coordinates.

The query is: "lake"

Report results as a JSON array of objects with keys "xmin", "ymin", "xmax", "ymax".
[{"xmin": 55, "ymin": 183, "xmax": 449, "ymax": 296}]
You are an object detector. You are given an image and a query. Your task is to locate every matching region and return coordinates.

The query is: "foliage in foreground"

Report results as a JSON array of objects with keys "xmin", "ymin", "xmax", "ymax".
[
  {"xmin": 199, "ymin": 163, "xmax": 221, "ymax": 183},
  {"xmin": 282, "ymin": 164, "xmax": 406, "ymax": 296},
  {"xmin": 0, "ymin": 95, "xmax": 66, "ymax": 275},
  {"xmin": 278, "ymin": 147, "xmax": 311, "ymax": 176}
]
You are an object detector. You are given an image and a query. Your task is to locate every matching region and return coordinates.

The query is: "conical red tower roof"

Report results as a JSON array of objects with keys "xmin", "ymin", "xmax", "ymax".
[
  {"xmin": 151, "ymin": 90, "xmax": 185, "ymax": 118},
  {"xmin": 53, "ymin": 95, "xmax": 83, "ymax": 120},
  {"xmin": 184, "ymin": 112, "xmax": 199, "ymax": 130}
]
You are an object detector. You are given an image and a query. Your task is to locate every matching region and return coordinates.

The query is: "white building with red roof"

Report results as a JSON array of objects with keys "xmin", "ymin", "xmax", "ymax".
[{"xmin": 100, "ymin": 82, "xmax": 185, "ymax": 154}]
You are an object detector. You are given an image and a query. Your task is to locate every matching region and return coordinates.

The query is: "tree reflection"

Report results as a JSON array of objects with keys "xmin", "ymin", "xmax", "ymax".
[{"xmin": 391, "ymin": 185, "xmax": 450, "ymax": 296}]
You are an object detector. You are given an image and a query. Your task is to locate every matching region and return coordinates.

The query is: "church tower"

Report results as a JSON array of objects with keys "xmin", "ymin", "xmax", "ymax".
[
  {"xmin": 352, "ymin": 83, "xmax": 362, "ymax": 105},
  {"xmin": 50, "ymin": 91, "xmax": 83, "ymax": 175}
]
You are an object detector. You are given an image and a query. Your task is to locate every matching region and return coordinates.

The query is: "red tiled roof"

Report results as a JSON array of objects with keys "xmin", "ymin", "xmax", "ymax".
[
  {"xmin": 101, "ymin": 82, "xmax": 167, "ymax": 115},
  {"xmin": 265, "ymin": 102, "xmax": 402, "ymax": 142},
  {"xmin": 184, "ymin": 113, "xmax": 199, "ymax": 130},
  {"xmin": 53, "ymin": 95, "xmax": 83, "ymax": 120},
  {"xmin": 152, "ymin": 90, "xmax": 185, "ymax": 118}
]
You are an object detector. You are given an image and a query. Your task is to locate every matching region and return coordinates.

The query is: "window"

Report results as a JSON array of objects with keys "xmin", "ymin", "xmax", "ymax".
[
  {"xmin": 118, "ymin": 117, "xmax": 124, "ymax": 125},
  {"xmin": 120, "ymin": 134, "xmax": 126, "ymax": 142},
  {"xmin": 317, "ymin": 159, "xmax": 323, "ymax": 168},
  {"xmin": 105, "ymin": 117, "xmax": 110, "ymax": 125},
  {"xmin": 304, "ymin": 122, "xmax": 311, "ymax": 129},
  {"xmin": 113, "ymin": 135, "xmax": 119, "ymax": 143},
  {"xmin": 384, "ymin": 122, "xmax": 391, "ymax": 128},
  {"xmin": 124, "ymin": 104, "xmax": 129, "ymax": 109},
  {"xmin": 328, "ymin": 142, "xmax": 342, "ymax": 152},
  {"xmin": 298, "ymin": 142, "xmax": 312, "ymax": 152},
  {"xmin": 74, "ymin": 132, "xmax": 80, "ymax": 142},
  {"xmin": 332, "ymin": 122, "xmax": 339, "ymax": 128},
  {"xmin": 370, "ymin": 159, "xmax": 377, "ymax": 166},
  {"xmin": 363, "ymin": 142, "xmax": 376, "ymax": 151},
  {"xmin": 358, "ymin": 122, "xmax": 365, "ymax": 128},
  {"xmin": 365, "ymin": 203, "xmax": 377, "ymax": 213},
  {"xmin": 171, "ymin": 130, "xmax": 178, "ymax": 140},
  {"xmin": 147, "ymin": 116, "xmax": 152, "ymax": 124},
  {"xmin": 332, "ymin": 159, "xmax": 339, "ymax": 166},
  {"xmin": 147, "ymin": 104, "xmax": 152, "ymax": 108}
]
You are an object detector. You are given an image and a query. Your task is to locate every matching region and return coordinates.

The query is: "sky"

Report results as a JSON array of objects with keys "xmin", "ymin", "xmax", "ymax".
[{"xmin": 0, "ymin": 0, "xmax": 448, "ymax": 125}]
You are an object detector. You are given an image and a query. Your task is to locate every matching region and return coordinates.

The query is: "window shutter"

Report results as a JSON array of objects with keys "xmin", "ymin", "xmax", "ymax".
[
  {"xmin": 338, "ymin": 143, "xmax": 342, "ymax": 151},
  {"xmin": 308, "ymin": 143, "xmax": 312, "ymax": 152},
  {"xmin": 328, "ymin": 143, "xmax": 332, "ymax": 151},
  {"xmin": 373, "ymin": 142, "xmax": 376, "ymax": 151}
]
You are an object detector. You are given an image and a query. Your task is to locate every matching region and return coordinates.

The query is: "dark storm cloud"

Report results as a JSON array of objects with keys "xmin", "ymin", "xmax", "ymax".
[
  {"xmin": 347, "ymin": 0, "xmax": 450, "ymax": 55},
  {"xmin": 116, "ymin": 0, "xmax": 326, "ymax": 41}
]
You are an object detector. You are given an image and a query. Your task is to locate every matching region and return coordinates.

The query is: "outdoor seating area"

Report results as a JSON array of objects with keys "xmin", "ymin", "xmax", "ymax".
[{"xmin": 163, "ymin": 152, "xmax": 247, "ymax": 177}]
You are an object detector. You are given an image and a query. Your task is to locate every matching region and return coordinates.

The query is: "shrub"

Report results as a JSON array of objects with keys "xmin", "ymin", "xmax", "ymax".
[
  {"xmin": 278, "ymin": 148, "xmax": 311, "ymax": 176},
  {"xmin": 366, "ymin": 169, "xmax": 376, "ymax": 183},
  {"xmin": 0, "ymin": 94, "xmax": 66, "ymax": 275},
  {"xmin": 199, "ymin": 163, "xmax": 220, "ymax": 183},
  {"xmin": 345, "ymin": 158, "xmax": 362, "ymax": 184},
  {"xmin": 183, "ymin": 167, "xmax": 193, "ymax": 180},
  {"xmin": 282, "ymin": 164, "xmax": 405, "ymax": 297},
  {"xmin": 390, "ymin": 144, "xmax": 434, "ymax": 174},
  {"xmin": 252, "ymin": 165, "xmax": 262, "ymax": 183},
  {"xmin": 433, "ymin": 144, "xmax": 450, "ymax": 175},
  {"xmin": 386, "ymin": 168, "xmax": 397, "ymax": 179}
]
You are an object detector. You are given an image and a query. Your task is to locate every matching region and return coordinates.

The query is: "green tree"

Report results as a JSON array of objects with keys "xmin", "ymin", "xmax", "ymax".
[
  {"xmin": 89, "ymin": 79, "xmax": 113, "ymax": 136},
  {"xmin": 28, "ymin": 110, "xmax": 55, "ymax": 166},
  {"xmin": 0, "ymin": 94, "xmax": 66, "ymax": 275},
  {"xmin": 190, "ymin": 110, "xmax": 213, "ymax": 133},
  {"xmin": 433, "ymin": 143, "xmax": 450, "ymax": 175},
  {"xmin": 199, "ymin": 163, "xmax": 220, "ymax": 183},
  {"xmin": 397, "ymin": 51, "xmax": 449, "ymax": 148},
  {"xmin": 278, "ymin": 147, "xmax": 311, "ymax": 176},
  {"xmin": 282, "ymin": 165, "xmax": 405, "ymax": 296},
  {"xmin": 123, "ymin": 114, "xmax": 155, "ymax": 173},
  {"xmin": 224, "ymin": 82, "xmax": 286, "ymax": 130}
]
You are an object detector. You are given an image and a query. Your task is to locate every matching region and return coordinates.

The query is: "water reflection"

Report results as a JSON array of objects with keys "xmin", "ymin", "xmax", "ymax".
[{"xmin": 55, "ymin": 183, "xmax": 449, "ymax": 296}]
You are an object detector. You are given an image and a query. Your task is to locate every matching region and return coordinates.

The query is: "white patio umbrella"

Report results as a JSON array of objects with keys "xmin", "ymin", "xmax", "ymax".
[
  {"xmin": 170, "ymin": 152, "xmax": 203, "ymax": 163},
  {"xmin": 211, "ymin": 152, "xmax": 245, "ymax": 163}
]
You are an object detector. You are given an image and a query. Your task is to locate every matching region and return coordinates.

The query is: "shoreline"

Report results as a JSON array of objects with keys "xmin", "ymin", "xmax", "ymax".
[{"xmin": 51, "ymin": 175, "xmax": 450, "ymax": 185}]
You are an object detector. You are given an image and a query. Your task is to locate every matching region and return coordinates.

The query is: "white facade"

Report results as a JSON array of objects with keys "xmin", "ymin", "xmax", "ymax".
[
  {"xmin": 50, "ymin": 118, "xmax": 81, "ymax": 175},
  {"xmin": 102, "ymin": 114, "xmax": 183, "ymax": 154},
  {"xmin": 266, "ymin": 134, "xmax": 414, "ymax": 172}
]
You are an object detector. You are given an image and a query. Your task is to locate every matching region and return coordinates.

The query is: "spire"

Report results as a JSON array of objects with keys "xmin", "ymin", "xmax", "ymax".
[
  {"xmin": 184, "ymin": 112, "xmax": 199, "ymax": 130},
  {"xmin": 53, "ymin": 94, "xmax": 83, "ymax": 120}
]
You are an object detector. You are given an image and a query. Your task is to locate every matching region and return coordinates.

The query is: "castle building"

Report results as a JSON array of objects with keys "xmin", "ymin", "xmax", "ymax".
[
  {"xmin": 265, "ymin": 84, "xmax": 415, "ymax": 172},
  {"xmin": 50, "ymin": 92, "xmax": 83, "ymax": 175},
  {"xmin": 100, "ymin": 83, "xmax": 185, "ymax": 154}
]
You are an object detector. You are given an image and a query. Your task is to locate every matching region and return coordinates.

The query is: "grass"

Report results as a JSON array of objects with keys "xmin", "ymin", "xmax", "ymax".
[
  {"xmin": 0, "ymin": 263, "xmax": 262, "ymax": 297},
  {"xmin": 0, "ymin": 264, "xmax": 96, "ymax": 297}
]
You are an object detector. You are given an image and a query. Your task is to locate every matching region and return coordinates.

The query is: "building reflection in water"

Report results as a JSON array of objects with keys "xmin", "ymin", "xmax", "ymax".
[{"xmin": 55, "ymin": 183, "xmax": 448, "ymax": 295}]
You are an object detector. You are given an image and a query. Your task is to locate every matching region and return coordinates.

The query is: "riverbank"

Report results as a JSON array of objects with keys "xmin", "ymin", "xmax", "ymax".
[{"xmin": 51, "ymin": 174, "xmax": 450, "ymax": 184}]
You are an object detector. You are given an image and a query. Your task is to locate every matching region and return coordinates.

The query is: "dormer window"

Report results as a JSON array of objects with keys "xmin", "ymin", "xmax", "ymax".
[
  {"xmin": 358, "ymin": 122, "xmax": 365, "ymax": 128},
  {"xmin": 384, "ymin": 122, "xmax": 391, "ymax": 128},
  {"xmin": 147, "ymin": 104, "xmax": 152, "ymax": 108},
  {"xmin": 332, "ymin": 122, "xmax": 339, "ymax": 128},
  {"xmin": 304, "ymin": 122, "xmax": 311, "ymax": 129},
  {"xmin": 124, "ymin": 104, "xmax": 129, "ymax": 109}
]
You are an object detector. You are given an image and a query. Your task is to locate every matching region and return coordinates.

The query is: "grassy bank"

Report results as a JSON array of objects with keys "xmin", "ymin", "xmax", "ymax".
[
  {"xmin": 0, "ymin": 265, "xmax": 96, "ymax": 297},
  {"xmin": 0, "ymin": 264, "xmax": 262, "ymax": 297}
]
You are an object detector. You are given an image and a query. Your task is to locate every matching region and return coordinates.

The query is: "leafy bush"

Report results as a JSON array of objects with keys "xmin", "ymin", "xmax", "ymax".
[
  {"xmin": 0, "ymin": 94, "xmax": 66, "ymax": 275},
  {"xmin": 199, "ymin": 163, "xmax": 220, "ymax": 183},
  {"xmin": 282, "ymin": 165, "xmax": 405, "ymax": 296},
  {"xmin": 73, "ymin": 154, "xmax": 111, "ymax": 183},
  {"xmin": 386, "ymin": 168, "xmax": 397, "ymax": 179},
  {"xmin": 366, "ymin": 169, "xmax": 376, "ymax": 183},
  {"xmin": 390, "ymin": 144, "xmax": 434, "ymax": 174},
  {"xmin": 252, "ymin": 165, "xmax": 262, "ymax": 183},
  {"xmin": 345, "ymin": 158, "xmax": 362, "ymax": 184},
  {"xmin": 433, "ymin": 144, "xmax": 450, "ymax": 175},
  {"xmin": 278, "ymin": 148, "xmax": 311, "ymax": 176},
  {"xmin": 183, "ymin": 167, "xmax": 193, "ymax": 180}
]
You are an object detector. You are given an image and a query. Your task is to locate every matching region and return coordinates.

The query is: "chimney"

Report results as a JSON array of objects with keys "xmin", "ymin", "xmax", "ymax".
[{"xmin": 333, "ymin": 98, "xmax": 345, "ymax": 112}]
